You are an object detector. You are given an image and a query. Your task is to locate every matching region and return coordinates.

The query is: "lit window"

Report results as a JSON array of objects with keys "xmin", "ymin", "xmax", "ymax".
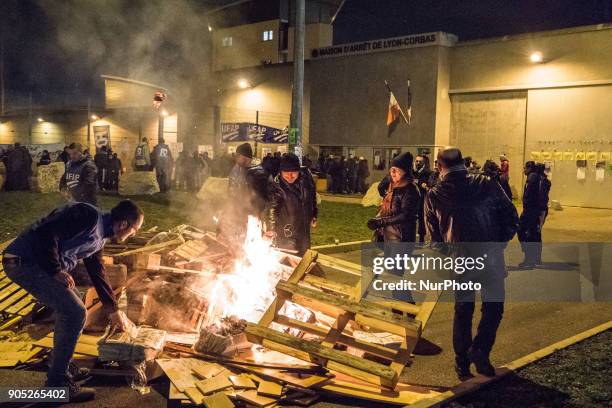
[
  {"xmin": 262, "ymin": 30, "xmax": 273, "ymax": 41},
  {"xmin": 222, "ymin": 36, "xmax": 233, "ymax": 47}
]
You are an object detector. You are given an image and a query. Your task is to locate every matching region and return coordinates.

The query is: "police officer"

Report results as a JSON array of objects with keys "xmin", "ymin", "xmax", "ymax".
[
  {"xmin": 60, "ymin": 143, "xmax": 98, "ymax": 206},
  {"xmin": 2, "ymin": 200, "xmax": 142, "ymax": 402},
  {"xmin": 266, "ymin": 153, "xmax": 318, "ymax": 256},
  {"xmin": 518, "ymin": 161, "xmax": 543, "ymax": 269},
  {"xmin": 151, "ymin": 138, "xmax": 174, "ymax": 192},
  {"xmin": 133, "ymin": 137, "xmax": 151, "ymax": 171}
]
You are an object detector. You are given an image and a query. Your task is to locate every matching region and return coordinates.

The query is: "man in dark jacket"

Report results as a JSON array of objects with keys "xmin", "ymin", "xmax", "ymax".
[
  {"xmin": 5, "ymin": 142, "xmax": 33, "ymax": 191},
  {"xmin": 266, "ymin": 153, "xmax": 318, "ymax": 256},
  {"xmin": 60, "ymin": 143, "xmax": 98, "ymax": 206},
  {"xmin": 151, "ymin": 138, "xmax": 174, "ymax": 192},
  {"xmin": 2, "ymin": 200, "xmax": 142, "ymax": 401},
  {"xmin": 93, "ymin": 146, "xmax": 109, "ymax": 190},
  {"xmin": 356, "ymin": 157, "xmax": 370, "ymax": 193},
  {"xmin": 107, "ymin": 153, "xmax": 122, "ymax": 191},
  {"xmin": 38, "ymin": 149, "xmax": 52, "ymax": 166},
  {"xmin": 414, "ymin": 155, "xmax": 432, "ymax": 245},
  {"xmin": 518, "ymin": 161, "xmax": 547, "ymax": 268},
  {"xmin": 425, "ymin": 147, "xmax": 519, "ymax": 380}
]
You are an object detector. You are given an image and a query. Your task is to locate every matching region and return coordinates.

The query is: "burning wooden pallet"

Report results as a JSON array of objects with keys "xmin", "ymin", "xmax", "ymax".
[{"xmin": 246, "ymin": 249, "xmax": 441, "ymax": 390}]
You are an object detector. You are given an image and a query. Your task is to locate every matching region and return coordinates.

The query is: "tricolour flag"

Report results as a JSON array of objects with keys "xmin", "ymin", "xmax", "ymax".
[
  {"xmin": 406, "ymin": 79, "xmax": 412, "ymax": 125},
  {"xmin": 387, "ymin": 91, "xmax": 401, "ymax": 135}
]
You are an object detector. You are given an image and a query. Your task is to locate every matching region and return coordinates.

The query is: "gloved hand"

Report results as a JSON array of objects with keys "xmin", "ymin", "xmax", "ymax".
[{"xmin": 367, "ymin": 218, "xmax": 384, "ymax": 230}]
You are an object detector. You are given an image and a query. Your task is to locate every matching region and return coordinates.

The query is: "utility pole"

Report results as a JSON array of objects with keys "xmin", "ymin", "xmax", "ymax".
[
  {"xmin": 87, "ymin": 98, "xmax": 91, "ymax": 151},
  {"xmin": 289, "ymin": 0, "xmax": 305, "ymax": 160},
  {"xmin": 28, "ymin": 93, "xmax": 32, "ymax": 143},
  {"xmin": 1, "ymin": 33, "xmax": 5, "ymax": 116}
]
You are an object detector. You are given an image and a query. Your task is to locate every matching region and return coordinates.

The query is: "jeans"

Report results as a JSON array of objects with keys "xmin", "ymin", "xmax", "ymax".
[
  {"xmin": 453, "ymin": 276, "xmax": 505, "ymax": 360},
  {"xmin": 2, "ymin": 260, "xmax": 86, "ymax": 385}
]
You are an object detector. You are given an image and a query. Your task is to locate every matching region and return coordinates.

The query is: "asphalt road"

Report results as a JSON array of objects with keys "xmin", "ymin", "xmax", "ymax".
[{"xmin": 1, "ymin": 206, "xmax": 611, "ymax": 407}]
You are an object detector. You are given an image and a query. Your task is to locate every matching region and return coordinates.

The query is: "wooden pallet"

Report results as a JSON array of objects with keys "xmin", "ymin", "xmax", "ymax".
[
  {"xmin": 245, "ymin": 249, "xmax": 441, "ymax": 389},
  {"xmin": 0, "ymin": 252, "xmax": 44, "ymax": 330}
]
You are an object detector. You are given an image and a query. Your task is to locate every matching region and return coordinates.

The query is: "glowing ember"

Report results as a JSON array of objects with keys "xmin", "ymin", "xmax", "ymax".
[{"xmin": 199, "ymin": 216, "xmax": 286, "ymax": 324}]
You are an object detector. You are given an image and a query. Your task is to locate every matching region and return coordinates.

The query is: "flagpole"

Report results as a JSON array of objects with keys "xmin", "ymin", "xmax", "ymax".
[{"xmin": 384, "ymin": 80, "xmax": 410, "ymax": 125}]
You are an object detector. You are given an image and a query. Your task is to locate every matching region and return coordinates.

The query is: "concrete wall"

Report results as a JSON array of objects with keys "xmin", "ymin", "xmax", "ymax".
[
  {"xmin": 287, "ymin": 23, "xmax": 333, "ymax": 62},
  {"xmin": 213, "ymin": 20, "xmax": 281, "ymax": 71},
  {"xmin": 309, "ymin": 45, "xmax": 442, "ymax": 147},
  {"xmin": 450, "ymin": 25, "xmax": 612, "ymax": 91},
  {"xmin": 526, "ymin": 85, "xmax": 612, "ymax": 208}
]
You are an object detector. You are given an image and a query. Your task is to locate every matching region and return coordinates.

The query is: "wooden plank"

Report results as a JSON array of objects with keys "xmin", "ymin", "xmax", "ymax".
[
  {"xmin": 274, "ymin": 315, "xmax": 398, "ymax": 360},
  {"xmin": 0, "ymin": 283, "xmax": 21, "ymax": 303},
  {"xmin": 228, "ymin": 374, "xmax": 256, "ymax": 390},
  {"xmin": 236, "ymin": 389, "xmax": 276, "ymax": 407},
  {"xmin": 184, "ymin": 387, "xmax": 205, "ymax": 405},
  {"xmin": 195, "ymin": 374, "xmax": 233, "ymax": 395},
  {"xmin": 318, "ymin": 379, "xmax": 441, "ymax": 406},
  {"xmin": 415, "ymin": 290, "xmax": 443, "ymax": 330},
  {"xmin": 0, "ymin": 289, "xmax": 28, "ymax": 312},
  {"xmin": 245, "ymin": 323, "xmax": 397, "ymax": 388},
  {"xmin": 257, "ymin": 380, "xmax": 283, "ymax": 398},
  {"xmin": 223, "ymin": 363, "xmax": 332, "ymax": 389},
  {"xmin": 202, "ymin": 392, "xmax": 234, "ymax": 408},
  {"xmin": 4, "ymin": 294, "xmax": 33, "ymax": 315},
  {"xmin": 277, "ymin": 281, "xmax": 420, "ymax": 336},
  {"xmin": 34, "ymin": 334, "xmax": 99, "ymax": 357},
  {"xmin": 193, "ymin": 363, "xmax": 226, "ymax": 380},
  {"xmin": 302, "ymin": 275, "xmax": 358, "ymax": 298},
  {"xmin": 110, "ymin": 238, "xmax": 183, "ymax": 257},
  {"xmin": 365, "ymin": 294, "xmax": 421, "ymax": 316},
  {"xmin": 287, "ymin": 249, "xmax": 318, "ymax": 284},
  {"xmin": 316, "ymin": 253, "xmax": 362, "ymax": 276}
]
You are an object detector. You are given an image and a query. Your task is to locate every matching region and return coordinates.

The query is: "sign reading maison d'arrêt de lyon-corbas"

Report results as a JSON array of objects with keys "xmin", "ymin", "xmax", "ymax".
[{"xmin": 311, "ymin": 31, "xmax": 458, "ymax": 60}]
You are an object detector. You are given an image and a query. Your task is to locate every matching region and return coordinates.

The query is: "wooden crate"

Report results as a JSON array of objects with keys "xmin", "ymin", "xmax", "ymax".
[{"xmin": 245, "ymin": 249, "xmax": 441, "ymax": 389}]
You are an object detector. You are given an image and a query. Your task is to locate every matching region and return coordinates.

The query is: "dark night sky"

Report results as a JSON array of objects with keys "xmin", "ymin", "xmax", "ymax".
[{"xmin": 0, "ymin": 0, "xmax": 610, "ymax": 110}]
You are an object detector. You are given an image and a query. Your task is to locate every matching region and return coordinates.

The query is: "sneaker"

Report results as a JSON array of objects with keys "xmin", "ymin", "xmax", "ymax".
[
  {"xmin": 467, "ymin": 348, "xmax": 496, "ymax": 377},
  {"xmin": 45, "ymin": 378, "xmax": 95, "ymax": 403},
  {"xmin": 68, "ymin": 361, "xmax": 91, "ymax": 382}
]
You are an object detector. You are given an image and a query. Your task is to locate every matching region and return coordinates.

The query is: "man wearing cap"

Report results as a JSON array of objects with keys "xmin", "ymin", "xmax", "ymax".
[
  {"xmin": 60, "ymin": 143, "xmax": 98, "ymax": 206},
  {"xmin": 228, "ymin": 142, "xmax": 270, "ymax": 215},
  {"xmin": 266, "ymin": 153, "xmax": 318, "ymax": 255},
  {"xmin": 1, "ymin": 200, "xmax": 143, "ymax": 402}
]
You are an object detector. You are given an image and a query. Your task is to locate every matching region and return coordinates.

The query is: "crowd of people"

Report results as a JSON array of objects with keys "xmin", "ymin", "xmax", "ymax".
[
  {"xmin": 0, "ymin": 139, "xmax": 555, "ymax": 401},
  {"xmin": 315, "ymin": 154, "xmax": 371, "ymax": 194}
]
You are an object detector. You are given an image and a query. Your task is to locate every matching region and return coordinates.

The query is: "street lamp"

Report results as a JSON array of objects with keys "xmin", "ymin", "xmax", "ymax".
[
  {"xmin": 237, "ymin": 79, "xmax": 250, "ymax": 89},
  {"xmin": 161, "ymin": 110, "xmax": 169, "ymax": 117},
  {"xmin": 530, "ymin": 51, "xmax": 543, "ymax": 63},
  {"xmin": 91, "ymin": 114, "xmax": 98, "ymax": 120},
  {"xmin": 37, "ymin": 117, "xmax": 44, "ymax": 122}
]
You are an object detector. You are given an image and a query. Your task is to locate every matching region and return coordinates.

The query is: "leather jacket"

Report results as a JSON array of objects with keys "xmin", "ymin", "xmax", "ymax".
[
  {"xmin": 267, "ymin": 168, "xmax": 317, "ymax": 243},
  {"xmin": 425, "ymin": 169, "xmax": 519, "ymax": 244}
]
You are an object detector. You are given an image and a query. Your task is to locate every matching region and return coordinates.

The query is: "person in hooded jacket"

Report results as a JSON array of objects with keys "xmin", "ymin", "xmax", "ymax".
[
  {"xmin": 133, "ymin": 137, "xmax": 151, "ymax": 171},
  {"xmin": 59, "ymin": 143, "xmax": 98, "ymax": 206},
  {"xmin": 425, "ymin": 147, "xmax": 519, "ymax": 381},
  {"xmin": 266, "ymin": 153, "xmax": 317, "ymax": 256},
  {"xmin": 151, "ymin": 138, "xmax": 174, "ymax": 192}
]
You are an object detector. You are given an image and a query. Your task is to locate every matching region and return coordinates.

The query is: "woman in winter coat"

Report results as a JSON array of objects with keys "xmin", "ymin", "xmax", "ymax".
[{"xmin": 366, "ymin": 152, "xmax": 420, "ymax": 302}]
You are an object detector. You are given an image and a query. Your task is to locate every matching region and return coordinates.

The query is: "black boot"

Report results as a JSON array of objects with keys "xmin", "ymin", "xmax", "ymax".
[
  {"xmin": 467, "ymin": 348, "xmax": 496, "ymax": 377},
  {"xmin": 454, "ymin": 355, "xmax": 473, "ymax": 381}
]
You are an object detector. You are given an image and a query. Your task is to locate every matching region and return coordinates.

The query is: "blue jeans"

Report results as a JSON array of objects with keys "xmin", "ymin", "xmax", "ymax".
[{"xmin": 3, "ymin": 259, "xmax": 86, "ymax": 385}]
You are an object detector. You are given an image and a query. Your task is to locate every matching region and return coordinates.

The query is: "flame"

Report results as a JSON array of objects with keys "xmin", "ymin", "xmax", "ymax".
[{"xmin": 201, "ymin": 216, "xmax": 286, "ymax": 324}]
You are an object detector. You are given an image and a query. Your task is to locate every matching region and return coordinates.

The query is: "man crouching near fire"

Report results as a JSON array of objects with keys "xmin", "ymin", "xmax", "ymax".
[{"xmin": 1, "ymin": 200, "xmax": 143, "ymax": 402}]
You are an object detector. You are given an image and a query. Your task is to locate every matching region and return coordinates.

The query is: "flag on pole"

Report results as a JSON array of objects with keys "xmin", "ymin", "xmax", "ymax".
[
  {"xmin": 387, "ymin": 91, "xmax": 401, "ymax": 135},
  {"xmin": 406, "ymin": 79, "xmax": 412, "ymax": 125}
]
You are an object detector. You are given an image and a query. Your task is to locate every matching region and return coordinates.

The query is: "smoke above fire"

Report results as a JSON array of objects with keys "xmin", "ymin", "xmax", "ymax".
[{"xmin": 39, "ymin": 0, "xmax": 214, "ymax": 112}]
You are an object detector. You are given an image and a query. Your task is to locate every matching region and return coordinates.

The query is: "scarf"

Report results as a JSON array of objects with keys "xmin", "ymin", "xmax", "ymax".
[{"xmin": 380, "ymin": 178, "xmax": 410, "ymax": 216}]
